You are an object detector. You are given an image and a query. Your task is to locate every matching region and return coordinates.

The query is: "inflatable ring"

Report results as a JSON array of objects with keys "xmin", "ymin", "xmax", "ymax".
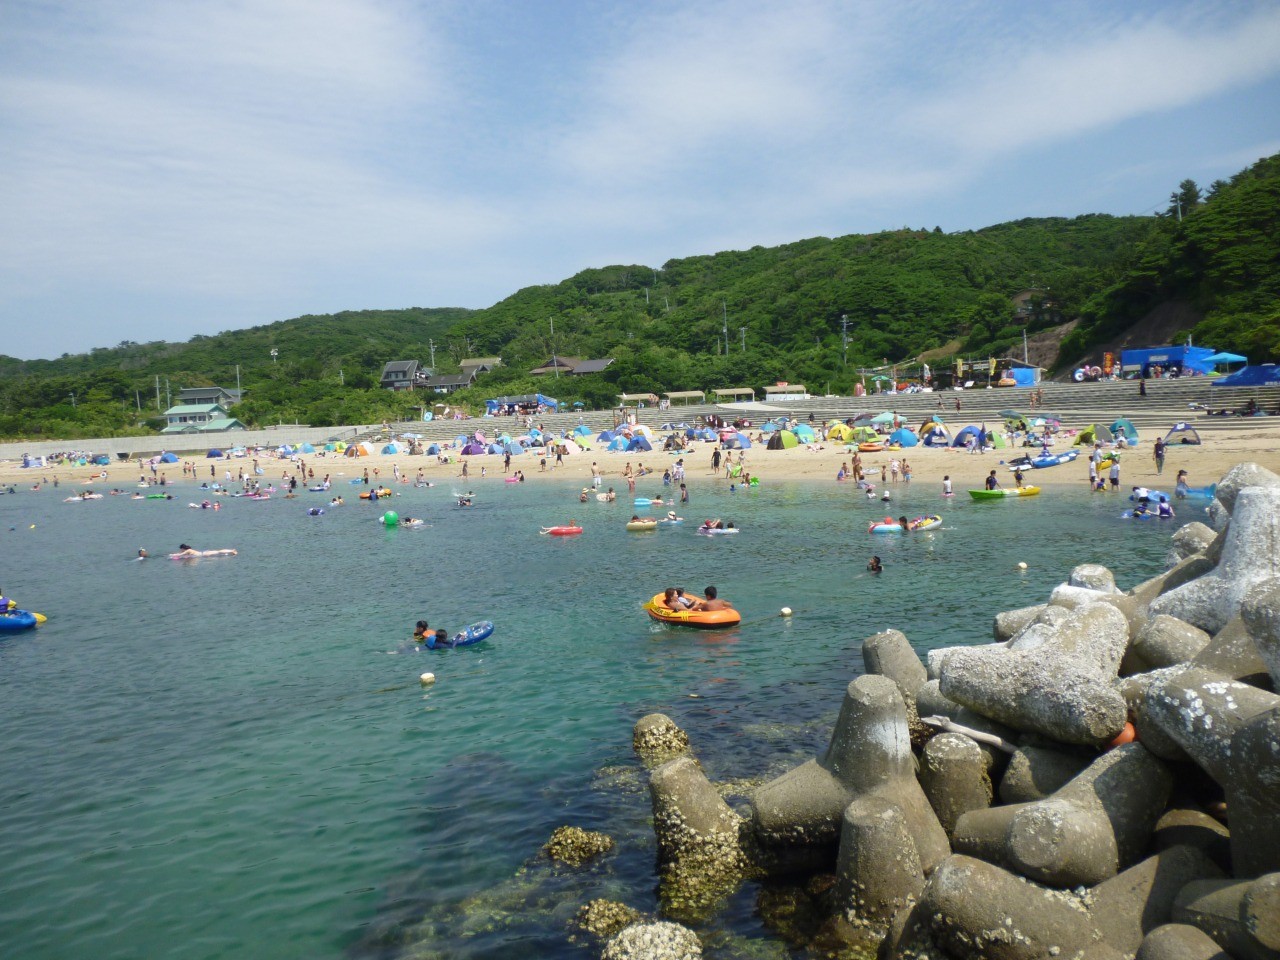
[
  {"xmin": 626, "ymin": 519, "xmax": 658, "ymax": 531},
  {"xmin": 868, "ymin": 518, "xmax": 903, "ymax": 533},
  {"xmin": 1073, "ymin": 369, "xmax": 1085, "ymax": 382},
  {"xmin": 542, "ymin": 525, "xmax": 583, "ymax": 536}
]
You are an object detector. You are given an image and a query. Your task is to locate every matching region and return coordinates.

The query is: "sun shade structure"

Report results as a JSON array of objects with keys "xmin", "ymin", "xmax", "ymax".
[{"xmin": 1164, "ymin": 422, "xmax": 1202, "ymax": 445}]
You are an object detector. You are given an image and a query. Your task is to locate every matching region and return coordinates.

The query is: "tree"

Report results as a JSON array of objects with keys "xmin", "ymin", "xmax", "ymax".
[{"xmin": 1168, "ymin": 179, "xmax": 1202, "ymax": 219}]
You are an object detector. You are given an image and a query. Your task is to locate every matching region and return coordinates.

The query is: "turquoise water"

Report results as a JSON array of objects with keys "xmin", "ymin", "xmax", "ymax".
[{"xmin": 0, "ymin": 475, "xmax": 1189, "ymax": 959}]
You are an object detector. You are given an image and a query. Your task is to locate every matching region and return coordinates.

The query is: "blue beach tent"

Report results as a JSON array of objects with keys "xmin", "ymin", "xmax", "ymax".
[
  {"xmin": 299, "ymin": 443, "xmax": 316, "ymax": 454},
  {"xmin": 888, "ymin": 428, "xmax": 919, "ymax": 447},
  {"xmin": 426, "ymin": 443, "xmax": 440, "ymax": 455},
  {"xmin": 626, "ymin": 436, "xmax": 653, "ymax": 452},
  {"xmin": 607, "ymin": 436, "xmax": 629, "ymax": 452},
  {"xmin": 159, "ymin": 452, "xmax": 179, "ymax": 463},
  {"xmin": 951, "ymin": 426, "xmax": 983, "ymax": 448},
  {"xmin": 206, "ymin": 449, "xmax": 223, "ymax": 458}
]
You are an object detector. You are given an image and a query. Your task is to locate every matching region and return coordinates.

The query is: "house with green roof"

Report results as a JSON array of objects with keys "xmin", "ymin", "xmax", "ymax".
[{"xmin": 161, "ymin": 403, "xmax": 246, "ymax": 434}]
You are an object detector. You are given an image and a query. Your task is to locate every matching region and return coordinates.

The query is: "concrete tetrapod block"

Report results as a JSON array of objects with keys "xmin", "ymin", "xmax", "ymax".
[
  {"xmin": 1215, "ymin": 462, "xmax": 1280, "ymax": 515},
  {"xmin": 1225, "ymin": 707, "xmax": 1280, "ymax": 878},
  {"xmin": 1192, "ymin": 616, "xmax": 1275, "ymax": 688},
  {"xmin": 1241, "ymin": 577, "xmax": 1280, "ymax": 689},
  {"xmin": 648, "ymin": 756, "xmax": 751, "ymax": 917},
  {"xmin": 998, "ymin": 744, "xmax": 1093, "ymax": 804},
  {"xmin": 953, "ymin": 743, "xmax": 1173, "ymax": 888},
  {"xmin": 939, "ymin": 603, "xmax": 1130, "ymax": 746},
  {"xmin": 634, "ymin": 713, "xmax": 691, "ymax": 767},
  {"xmin": 835, "ymin": 796, "xmax": 926, "ymax": 938},
  {"xmin": 1151, "ymin": 809, "xmax": 1232, "ymax": 875},
  {"xmin": 1121, "ymin": 668, "xmax": 1194, "ymax": 762},
  {"xmin": 750, "ymin": 675, "xmax": 949, "ymax": 874},
  {"xmin": 993, "ymin": 603, "xmax": 1046, "ymax": 643},
  {"xmin": 1174, "ymin": 876, "xmax": 1280, "ymax": 960},
  {"xmin": 1140, "ymin": 667, "xmax": 1280, "ymax": 785},
  {"xmin": 915, "ymin": 679, "xmax": 1014, "ymax": 773},
  {"xmin": 1171, "ymin": 523, "xmax": 1218, "ymax": 564},
  {"xmin": 1071, "ymin": 563, "xmax": 1120, "ymax": 592},
  {"xmin": 914, "ymin": 854, "xmax": 1106, "ymax": 960},
  {"xmin": 1137, "ymin": 924, "xmax": 1234, "ymax": 960},
  {"xmin": 862, "ymin": 629, "xmax": 928, "ymax": 701},
  {"xmin": 1149, "ymin": 487, "xmax": 1280, "ymax": 634},
  {"xmin": 1088, "ymin": 844, "xmax": 1226, "ymax": 956},
  {"xmin": 1005, "ymin": 605, "xmax": 1073, "ymax": 652},
  {"xmin": 1130, "ymin": 615, "xmax": 1213, "ymax": 673},
  {"xmin": 919, "ymin": 732, "xmax": 992, "ymax": 836}
]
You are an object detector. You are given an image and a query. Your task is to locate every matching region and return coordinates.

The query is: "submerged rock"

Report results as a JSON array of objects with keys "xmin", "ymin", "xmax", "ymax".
[
  {"xmin": 542, "ymin": 825, "xmax": 615, "ymax": 866},
  {"xmin": 602, "ymin": 920, "xmax": 702, "ymax": 960},
  {"xmin": 572, "ymin": 899, "xmax": 643, "ymax": 943}
]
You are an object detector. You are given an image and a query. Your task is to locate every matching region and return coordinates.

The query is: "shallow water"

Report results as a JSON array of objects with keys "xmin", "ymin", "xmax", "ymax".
[{"xmin": 0, "ymin": 474, "xmax": 1191, "ymax": 958}]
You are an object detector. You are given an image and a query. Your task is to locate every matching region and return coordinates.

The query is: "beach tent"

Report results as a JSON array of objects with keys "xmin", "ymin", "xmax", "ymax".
[
  {"xmin": 793, "ymin": 423, "xmax": 817, "ymax": 442},
  {"xmin": 278, "ymin": 445, "xmax": 296, "ymax": 455},
  {"xmin": 1164, "ymin": 422, "xmax": 1203, "ymax": 445},
  {"xmin": 607, "ymin": 436, "xmax": 629, "ymax": 452},
  {"xmin": 721, "ymin": 433, "xmax": 753, "ymax": 450},
  {"xmin": 206, "ymin": 449, "xmax": 224, "ymax": 458},
  {"xmin": 633, "ymin": 424, "xmax": 653, "ymax": 437},
  {"xmin": 1004, "ymin": 415, "xmax": 1031, "ymax": 433},
  {"xmin": 987, "ymin": 431, "xmax": 1007, "ymax": 449},
  {"xmin": 486, "ymin": 443, "xmax": 503, "ymax": 454},
  {"xmin": 159, "ymin": 452, "xmax": 179, "ymax": 463},
  {"xmin": 381, "ymin": 442, "xmax": 402, "ymax": 455},
  {"xmin": 503, "ymin": 441, "xmax": 523, "ymax": 456},
  {"xmin": 573, "ymin": 424, "xmax": 592, "ymax": 436},
  {"xmin": 827, "ymin": 423, "xmax": 855, "ymax": 442},
  {"xmin": 888, "ymin": 428, "xmax": 919, "ymax": 447},
  {"xmin": 766, "ymin": 430, "xmax": 799, "ymax": 450},
  {"xmin": 597, "ymin": 430, "xmax": 615, "ymax": 443},
  {"xmin": 344, "ymin": 442, "xmax": 374, "ymax": 457},
  {"xmin": 93, "ymin": 455, "xmax": 111, "ymax": 466},
  {"xmin": 1074, "ymin": 424, "xmax": 1115, "ymax": 446},
  {"xmin": 1109, "ymin": 418, "xmax": 1139, "ymax": 443},
  {"xmin": 871, "ymin": 411, "xmax": 898, "ymax": 425},
  {"xmin": 426, "ymin": 443, "xmax": 440, "ymax": 455},
  {"xmin": 850, "ymin": 426, "xmax": 880, "ymax": 443},
  {"xmin": 461, "ymin": 442, "xmax": 486, "ymax": 455},
  {"xmin": 759, "ymin": 420, "xmax": 780, "ymax": 434},
  {"xmin": 922, "ymin": 427, "xmax": 945, "ymax": 447},
  {"xmin": 951, "ymin": 426, "xmax": 984, "ymax": 449},
  {"xmin": 626, "ymin": 435, "xmax": 653, "ymax": 452},
  {"xmin": 454, "ymin": 434, "xmax": 469, "ymax": 448},
  {"xmin": 299, "ymin": 443, "xmax": 316, "ymax": 454}
]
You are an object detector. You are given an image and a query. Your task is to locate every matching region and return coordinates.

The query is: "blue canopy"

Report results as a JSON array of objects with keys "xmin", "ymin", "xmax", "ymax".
[
  {"xmin": 159, "ymin": 452, "xmax": 179, "ymax": 463},
  {"xmin": 206, "ymin": 449, "xmax": 223, "ymax": 458},
  {"xmin": 1201, "ymin": 352, "xmax": 1247, "ymax": 364},
  {"xmin": 888, "ymin": 428, "xmax": 918, "ymax": 447},
  {"xmin": 627, "ymin": 436, "xmax": 653, "ymax": 452},
  {"xmin": 607, "ymin": 436, "xmax": 629, "ymax": 451},
  {"xmin": 1211, "ymin": 365, "xmax": 1280, "ymax": 387}
]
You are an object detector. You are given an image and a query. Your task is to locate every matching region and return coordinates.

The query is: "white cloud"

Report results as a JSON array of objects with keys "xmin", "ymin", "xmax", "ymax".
[{"xmin": 908, "ymin": 7, "xmax": 1280, "ymax": 156}]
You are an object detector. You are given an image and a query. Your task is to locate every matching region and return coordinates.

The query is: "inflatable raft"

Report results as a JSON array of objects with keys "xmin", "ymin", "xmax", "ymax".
[
  {"xmin": 626, "ymin": 519, "xmax": 658, "ymax": 531},
  {"xmin": 642, "ymin": 593, "xmax": 741, "ymax": 629},
  {"xmin": 0, "ymin": 610, "xmax": 40, "ymax": 632},
  {"xmin": 969, "ymin": 486, "xmax": 1041, "ymax": 500},
  {"xmin": 909, "ymin": 515, "xmax": 942, "ymax": 531},
  {"xmin": 542, "ymin": 525, "xmax": 583, "ymax": 536},
  {"xmin": 359, "ymin": 488, "xmax": 393, "ymax": 500}
]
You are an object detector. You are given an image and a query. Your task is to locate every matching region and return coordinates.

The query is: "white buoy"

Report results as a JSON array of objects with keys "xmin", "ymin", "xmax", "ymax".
[
  {"xmin": 780, "ymin": 607, "xmax": 793, "ymax": 617},
  {"xmin": 419, "ymin": 672, "xmax": 436, "ymax": 685},
  {"xmin": 1017, "ymin": 562, "xmax": 1028, "ymax": 570}
]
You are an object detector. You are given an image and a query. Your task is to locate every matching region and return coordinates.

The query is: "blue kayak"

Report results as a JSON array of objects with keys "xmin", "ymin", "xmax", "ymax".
[
  {"xmin": 0, "ymin": 610, "xmax": 39, "ymax": 632},
  {"xmin": 1030, "ymin": 449, "xmax": 1078, "ymax": 468},
  {"xmin": 427, "ymin": 621, "xmax": 493, "ymax": 649}
]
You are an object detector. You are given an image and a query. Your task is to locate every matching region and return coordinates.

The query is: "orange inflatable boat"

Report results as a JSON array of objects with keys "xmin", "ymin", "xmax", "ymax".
[{"xmin": 642, "ymin": 592, "xmax": 741, "ymax": 629}]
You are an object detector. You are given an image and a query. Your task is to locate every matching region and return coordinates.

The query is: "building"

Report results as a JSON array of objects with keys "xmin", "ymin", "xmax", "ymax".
[
  {"xmin": 422, "ymin": 371, "xmax": 477, "ymax": 394},
  {"xmin": 160, "ymin": 403, "xmax": 246, "ymax": 434},
  {"xmin": 459, "ymin": 357, "xmax": 502, "ymax": 377},
  {"xmin": 178, "ymin": 386, "xmax": 242, "ymax": 406},
  {"xmin": 380, "ymin": 360, "xmax": 422, "ymax": 391},
  {"xmin": 528, "ymin": 356, "xmax": 615, "ymax": 376},
  {"xmin": 570, "ymin": 358, "xmax": 614, "ymax": 375}
]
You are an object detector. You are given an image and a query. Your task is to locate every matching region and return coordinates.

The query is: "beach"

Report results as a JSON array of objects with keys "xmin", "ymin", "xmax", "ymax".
[{"xmin": 6, "ymin": 422, "xmax": 1280, "ymax": 495}]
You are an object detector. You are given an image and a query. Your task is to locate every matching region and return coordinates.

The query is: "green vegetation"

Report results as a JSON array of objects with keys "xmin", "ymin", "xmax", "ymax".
[{"xmin": 4, "ymin": 153, "xmax": 1278, "ymax": 441}]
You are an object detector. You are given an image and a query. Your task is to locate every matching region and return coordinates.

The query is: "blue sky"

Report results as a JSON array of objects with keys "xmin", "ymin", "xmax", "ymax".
[{"xmin": 3, "ymin": 0, "xmax": 1279, "ymax": 360}]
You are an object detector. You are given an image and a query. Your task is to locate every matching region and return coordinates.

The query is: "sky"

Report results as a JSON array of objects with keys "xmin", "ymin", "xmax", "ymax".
[{"xmin": 3, "ymin": 0, "xmax": 1280, "ymax": 360}]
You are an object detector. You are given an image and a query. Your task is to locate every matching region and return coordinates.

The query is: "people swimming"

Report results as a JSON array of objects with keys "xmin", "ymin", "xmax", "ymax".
[
  {"xmin": 867, "ymin": 556, "xmax": 883, "ymax": 573},
  {"xmin": 172, "ymin": 543, "xmax": 237, "ymax": 558}
]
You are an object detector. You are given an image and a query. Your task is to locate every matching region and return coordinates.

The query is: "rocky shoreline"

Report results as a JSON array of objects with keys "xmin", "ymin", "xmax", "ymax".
[{"xmin": 571, "ymin": 463, "xmax": 1280, "ymax": 960}]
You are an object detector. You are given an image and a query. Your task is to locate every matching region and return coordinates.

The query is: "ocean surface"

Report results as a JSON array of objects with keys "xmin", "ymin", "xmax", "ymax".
[{"xmin": 0, "ymin": 471, "xmax": 1194, "ymax": 959}]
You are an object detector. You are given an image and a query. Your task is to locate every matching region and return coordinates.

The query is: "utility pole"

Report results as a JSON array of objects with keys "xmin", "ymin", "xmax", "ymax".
[
  {"xmin": 165, "ymin": 378, "xmax": 171, "ymax": 409},
  {"xmin": 841, "ymin": 314, "xmax": 850, "ymax": 367},
  {"xmin": 722, "ymin": 300, "xmax": 729, "ymax": 355},
  {"xmin": 550, "ymin": 318, "xmax": 559, "ymax": 378},
  {"xmin": 135, "ymin": 389, "xmax": 142, "ymax": 411},
  {"xmin": 1023, "ymin": 329, "xmax": 1029, "ymax": 364},
  {"xmin": 155, "ymin": 375, "xmax": 161, "ymax": 411},
  {"xmin": 739, "ymin": 326, "xmax": 746, "ymax": 352},
  {"xmin": 428, "ymin": 338, "xmax": 436, "ymax": 368},
  {"xmin": 235, "ymin": 364, "xmax": 241, "ymax": 400},
  {"xmin": 339, "ymin": 369, "xmax": 344, "ymax": 386},
  {"xmin": 69, "ymin": 392, "xmax": 76, "ymax": 408}
]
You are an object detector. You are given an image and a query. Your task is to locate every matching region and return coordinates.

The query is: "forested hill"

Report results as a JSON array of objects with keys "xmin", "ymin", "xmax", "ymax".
[
  {"xmin": 2, "ymin": 152, "xmax": 1278, "ymax": 440},
  {"xmin": 1062, "ymin": 153, "xmax": 1280, "ymax": 362}
]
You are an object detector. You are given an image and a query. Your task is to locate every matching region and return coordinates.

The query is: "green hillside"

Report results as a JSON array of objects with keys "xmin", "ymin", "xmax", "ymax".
[{"xmin": 3, "ymin": 152, "xmax": 1279, "ymax": 441}]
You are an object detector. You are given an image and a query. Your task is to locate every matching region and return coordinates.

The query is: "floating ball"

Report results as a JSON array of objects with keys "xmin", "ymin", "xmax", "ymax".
[
  {"xmin": 419, "ymin": 672, "xmax": 436, "ymax": 685},
  {"xmin": 1017, "ymin": 561, "xmax": 1027, "ymax": 569},
  {"xmin": 780, "ymin": 607, "xmax": 793, "ymax": 617},
  {"xmin": 382, "ymin": 510, "xmax": 399, "ymax": 527}
]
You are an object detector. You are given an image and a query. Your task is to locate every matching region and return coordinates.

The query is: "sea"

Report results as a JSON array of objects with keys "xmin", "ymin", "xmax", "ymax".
[{"xmin": 0, "ymin": 472, "xmax": 1193, "ymax": 959}]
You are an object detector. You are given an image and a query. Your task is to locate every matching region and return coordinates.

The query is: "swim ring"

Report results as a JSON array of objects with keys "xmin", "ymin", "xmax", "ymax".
[
  {"xmin": 626, "ymin": 519, "xmax": 658, "ymax": 531},
  {"xmin": 868, "ymin": 518, "xmax": 903, "ymax": 533}
]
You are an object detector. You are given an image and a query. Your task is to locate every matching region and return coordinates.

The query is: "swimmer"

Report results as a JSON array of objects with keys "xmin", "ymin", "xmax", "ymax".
[
  {"xmin": 867, "ymin": 556, "xmax": 883, "ymax": 573},
  {"xmin": 412, "ymin": 620, "xmax": 430, "ymax": 641},
  {"xmin": 135, "ymin": 548, "xmax": 149, "ymax": 561}
]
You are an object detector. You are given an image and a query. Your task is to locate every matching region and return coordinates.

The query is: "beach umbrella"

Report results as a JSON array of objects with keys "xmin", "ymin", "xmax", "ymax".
[
  {"xmin": 870, "ymin": 411, "xmax": 896, "ymax": 425},
  {"xmin": 998, "ymin": 409, "xmax": 1022, "ymax": 420},
  {"xmin": 759, "ymin": 420, "xmax": 779, "ymax": 433},
  {"xmin": 572, "ymin": 401, "xmax": 585, "ymax": 408}
]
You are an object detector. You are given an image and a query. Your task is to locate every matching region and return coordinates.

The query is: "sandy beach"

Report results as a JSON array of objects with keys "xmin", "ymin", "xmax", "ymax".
[{"xmin": 5, "ymin": 423, "xmax": 1280, "ymax": 495}]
